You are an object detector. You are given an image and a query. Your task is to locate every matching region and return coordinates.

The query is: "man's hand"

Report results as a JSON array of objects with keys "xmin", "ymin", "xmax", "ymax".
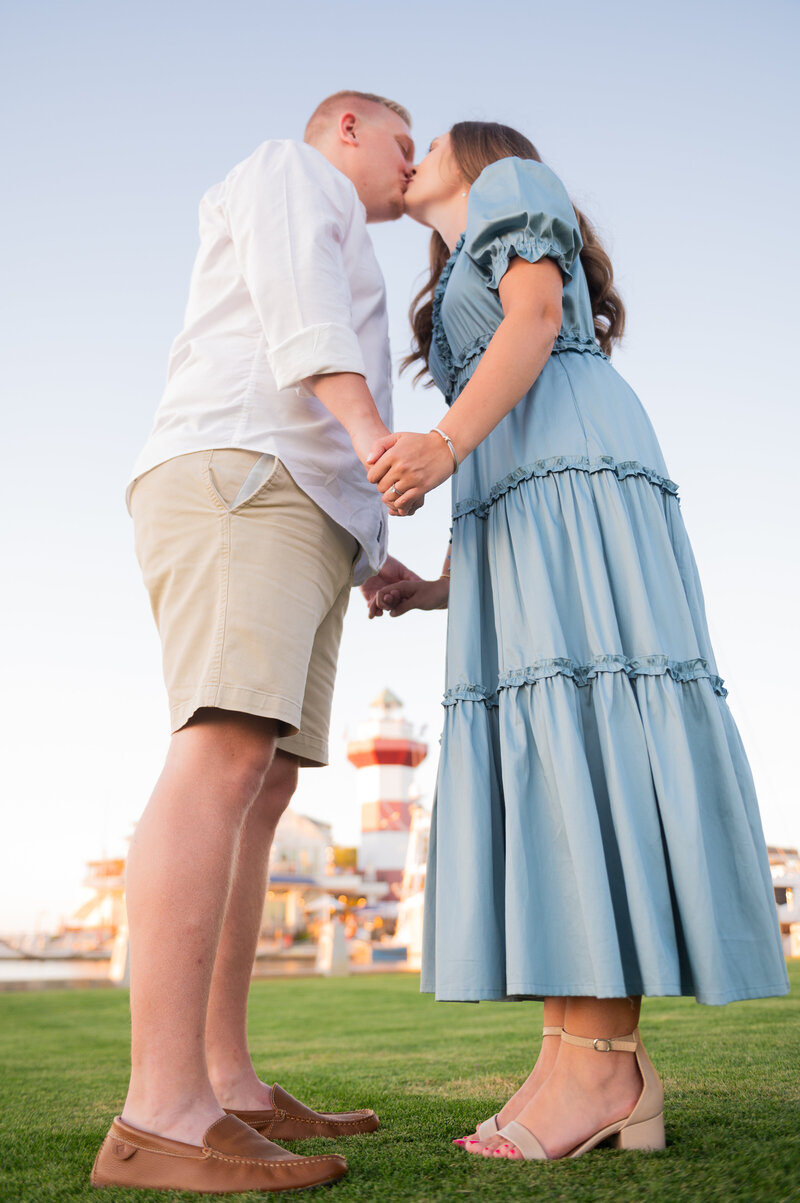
[{"xmin": 360, "ymin": 555, "xmax": 423, "ymax": 619}]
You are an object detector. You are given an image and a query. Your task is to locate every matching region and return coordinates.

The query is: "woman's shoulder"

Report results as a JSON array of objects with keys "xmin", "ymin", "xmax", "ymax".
[
  {"xmin": 473, "ymin": 155, "xmax": 565, "ymax": 192},
  {"xmin": 464, "ymin": 156, "xmax": 582, "ymax": 284},
  {"xmin": 468, "ymin": 157, "xmax": 575, "ymax": 224}
]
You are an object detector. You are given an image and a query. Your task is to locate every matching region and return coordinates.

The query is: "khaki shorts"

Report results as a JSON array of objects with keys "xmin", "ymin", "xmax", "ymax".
[{"xmin": 130, "ymin": 448, "xmax": 357, "ymax": 767}]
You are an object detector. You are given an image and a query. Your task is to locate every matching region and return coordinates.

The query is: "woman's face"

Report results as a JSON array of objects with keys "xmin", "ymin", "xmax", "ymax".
[{"xmin": 404, "ymin": 133, "xmax": 466, "ymax": 223}]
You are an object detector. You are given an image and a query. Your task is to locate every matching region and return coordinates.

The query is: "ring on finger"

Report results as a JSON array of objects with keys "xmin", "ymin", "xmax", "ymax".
[{"xmin": 389, "ymin": 483, "xmax": 399, "ymax": 496}]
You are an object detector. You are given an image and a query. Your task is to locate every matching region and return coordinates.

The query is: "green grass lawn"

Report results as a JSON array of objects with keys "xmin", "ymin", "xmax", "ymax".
[{"xmin": 1, "ymin": 965, "xmax": 798, "ymax": 1202}]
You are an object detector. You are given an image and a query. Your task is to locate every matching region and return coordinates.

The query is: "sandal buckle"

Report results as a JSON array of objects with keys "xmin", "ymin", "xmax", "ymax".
[{"xmin": 592, "ymin": 1038, "xmax": 613, "ymax": 1052}]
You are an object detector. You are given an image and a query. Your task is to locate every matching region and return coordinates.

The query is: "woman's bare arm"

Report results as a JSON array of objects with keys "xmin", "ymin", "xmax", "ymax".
[{"xmin": 366, "ymin": 256, "xmax": 563, "ymax": 510}]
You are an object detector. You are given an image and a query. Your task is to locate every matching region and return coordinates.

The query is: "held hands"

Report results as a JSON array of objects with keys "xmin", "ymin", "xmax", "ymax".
[
  {"xmin": 360, "ymin": 555, "xmax": 423, "ymax": 619},
  {"xmin": 373, "ymin": 577, "xmax": 449, "ymax": 617},
  {"xmin": 366, "ymin": 431, "xmax": 456, "ymax": 516},
  {"xmin": 350, "ymin": 425, "xmax": 425, "ymax": 516}
]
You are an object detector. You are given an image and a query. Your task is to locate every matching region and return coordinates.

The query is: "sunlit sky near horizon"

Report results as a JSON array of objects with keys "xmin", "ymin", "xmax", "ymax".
[{"xmin": 1, "ymin": 0, "xmax": 798, "ymax": 932}]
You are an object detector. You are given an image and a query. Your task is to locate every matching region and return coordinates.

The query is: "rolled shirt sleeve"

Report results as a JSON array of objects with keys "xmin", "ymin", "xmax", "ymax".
[{"xmin": 224, "ymin": 141, "xmax": 367, "ymax": 390}]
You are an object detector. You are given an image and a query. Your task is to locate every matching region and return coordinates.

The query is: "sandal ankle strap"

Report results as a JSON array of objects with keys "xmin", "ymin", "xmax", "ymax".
[
  {"xmin": 561, "ymin": 1029, "xmax": 637, "ymax": 1052},
  {"xmin": 542, "ymin": 1026, "xmax": 562, "ymax": 1037}
]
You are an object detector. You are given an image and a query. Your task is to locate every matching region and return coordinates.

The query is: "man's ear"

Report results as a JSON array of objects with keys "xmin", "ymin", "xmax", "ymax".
[{"xmin": 338, "ymin": 111, "xmax": 359, "ymax": 147}]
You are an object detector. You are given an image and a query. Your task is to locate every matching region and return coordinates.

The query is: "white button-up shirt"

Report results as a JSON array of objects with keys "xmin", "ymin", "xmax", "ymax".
[{"xmin": 128, "ymin": 140, "xmax": 392, "ymax": 583}]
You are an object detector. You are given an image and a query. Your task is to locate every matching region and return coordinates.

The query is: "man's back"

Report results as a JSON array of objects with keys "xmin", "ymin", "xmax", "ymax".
[{"xmin": 130, "ymin": 139, "xmax": 392, "ymax": 579}]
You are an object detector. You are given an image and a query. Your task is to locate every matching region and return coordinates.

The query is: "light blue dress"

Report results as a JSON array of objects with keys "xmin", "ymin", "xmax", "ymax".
[{"xmin": 420, "ymin": 157, "xmax": 788, "ymax": 1005}]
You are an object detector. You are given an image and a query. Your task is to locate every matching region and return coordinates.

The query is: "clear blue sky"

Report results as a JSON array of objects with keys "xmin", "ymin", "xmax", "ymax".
[{"xmin": 1, "ymin": 0, "xmax": 798, "ymax": 930}]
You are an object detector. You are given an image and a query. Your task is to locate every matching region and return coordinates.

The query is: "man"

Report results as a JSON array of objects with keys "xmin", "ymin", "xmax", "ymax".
[{"xmin": 92, "ymin": 91, "xmax": 416, "ymax": 1194}]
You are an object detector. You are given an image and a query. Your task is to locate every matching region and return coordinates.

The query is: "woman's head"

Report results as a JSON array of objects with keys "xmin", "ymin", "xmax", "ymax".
[
  {"xmin": 404, "ymin": 123, "xmax": 542, "ymax": 225},
  {"xmin": 403, "ymin": 120, "xmax": 624, "ymax": 376}
]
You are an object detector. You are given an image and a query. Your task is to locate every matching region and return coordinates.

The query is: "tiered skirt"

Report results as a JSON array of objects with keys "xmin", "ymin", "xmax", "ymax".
[{"xmin": 420, "ymin": 351, "xmax": 788, "ymax": 1005}]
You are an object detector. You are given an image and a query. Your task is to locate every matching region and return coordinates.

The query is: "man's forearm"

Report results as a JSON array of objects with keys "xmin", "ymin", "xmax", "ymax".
[{"xmin": 305, "ymin": 372, "xmax": 389, "ymax": 466}]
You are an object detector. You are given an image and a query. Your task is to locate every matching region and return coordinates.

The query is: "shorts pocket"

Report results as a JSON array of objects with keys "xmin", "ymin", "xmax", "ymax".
[{"xmin": 205, "ymin": 449, "xmax": 281, "ymax": 512}]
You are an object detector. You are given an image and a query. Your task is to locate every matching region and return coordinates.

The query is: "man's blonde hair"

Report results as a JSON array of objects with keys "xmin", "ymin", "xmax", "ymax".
[{"xmin": 305, "ymin": 90, "xmax": 411, "ymax": 143}]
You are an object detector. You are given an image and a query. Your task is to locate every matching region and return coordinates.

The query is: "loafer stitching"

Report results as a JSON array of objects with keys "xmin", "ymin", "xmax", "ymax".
[
  {"xmin": 233, "ymin": 1107, "xmax": 374, "ymax": 1124},
  {"xmin": 109, "ymin": 1142, "xmax": 342, "ymax": 1168},
  {"xmin": 274, "ymin": 1114, "xmax": 375, "ymax": 1127},
  {"xmin": 208, "ymin": 1153, "xmax": 345, "ymax": 1167}
]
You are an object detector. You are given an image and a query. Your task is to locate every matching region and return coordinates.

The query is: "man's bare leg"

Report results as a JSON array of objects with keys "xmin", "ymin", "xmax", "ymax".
[
  {"xmin": 205, "ymin": 750, "xmax": 300, "ymax": 1109},
  {"xmin": 121, "ymin": 710, "xmax": 279, "ymax": 1146}
]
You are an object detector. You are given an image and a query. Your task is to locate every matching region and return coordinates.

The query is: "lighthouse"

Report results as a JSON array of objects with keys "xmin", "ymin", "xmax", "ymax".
[{"xmin": 346, "ymin": 689, "xmax": 428, "ymax": 898}]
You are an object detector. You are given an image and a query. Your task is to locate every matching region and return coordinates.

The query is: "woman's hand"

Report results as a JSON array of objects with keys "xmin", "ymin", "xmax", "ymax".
[
  {"xmin": 366, "ymin": 431, "xmax": 455, "ymax": 515},
  {"xmin": 375, "ymin": 577, "xmax": 449, "ymax": 616}
]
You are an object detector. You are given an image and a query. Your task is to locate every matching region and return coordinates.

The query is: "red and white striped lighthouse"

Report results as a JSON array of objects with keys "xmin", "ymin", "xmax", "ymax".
[{"xmin": 346, "ymin": 689, "xmax": 428, "ymax": 898}]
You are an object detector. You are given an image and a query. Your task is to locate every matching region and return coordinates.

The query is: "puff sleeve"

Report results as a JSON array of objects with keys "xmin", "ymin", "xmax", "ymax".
[{"xmin": 464, "ymin": 157, "xmax": 583, "ymax": 289}]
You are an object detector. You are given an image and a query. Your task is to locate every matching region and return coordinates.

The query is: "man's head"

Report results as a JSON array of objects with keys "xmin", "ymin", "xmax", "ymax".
[{"xmin": 305, "ymin": 91, "xmax": 414, "ymax": 223}]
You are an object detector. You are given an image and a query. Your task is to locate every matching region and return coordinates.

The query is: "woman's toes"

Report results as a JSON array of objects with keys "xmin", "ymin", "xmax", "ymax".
[
  {"xmin": 463, "ymin": 1137, "xmax": 485, "ymax": 1155},
  {"xmin": 495, "ymin": 1141, "xmax": 523, "ymax": 1160}
]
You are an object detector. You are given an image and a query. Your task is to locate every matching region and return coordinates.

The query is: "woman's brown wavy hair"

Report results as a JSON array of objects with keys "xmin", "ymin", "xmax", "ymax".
[{"xmin": 403, "ymin": 121, "xmax": 625, "ymax": 382}]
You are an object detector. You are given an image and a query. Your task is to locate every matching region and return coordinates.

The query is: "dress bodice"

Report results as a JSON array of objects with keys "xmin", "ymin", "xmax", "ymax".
[{"xmin": 428, "ymin": 157, "xmax": 608, "ymax": 404}]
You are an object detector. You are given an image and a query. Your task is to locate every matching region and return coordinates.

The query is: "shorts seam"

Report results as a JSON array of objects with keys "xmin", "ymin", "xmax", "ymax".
[
  {"xmin": 170, "ymin": 686, "xmax": 303, "ymax": 735},
  {"xmin": 210, "ymin": 512, "xmax": 232, "ymax": 696},
  {"xmin": 216, "ymin": 685, "xmax": 299, "ymax": 704},
  {"xmin": 200, "ymin": 452, "xmax": 228, "ymax": 513},
  {"xmin": 276, "ymin": 731, "xmax": 329, "ymax": 768},
  {"xmin": 280, "ymin": 732, "xmax": 328, "ymax": 754}
]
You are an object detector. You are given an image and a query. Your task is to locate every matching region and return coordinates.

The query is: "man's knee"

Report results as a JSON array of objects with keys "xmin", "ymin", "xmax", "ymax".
[
  {"xmin": 251, "ymin": 751, "xmax": 299, "ymax": 826},
  {"xmin": 174, "ymin": 709, "xmax": 281, "ymax": 808}
]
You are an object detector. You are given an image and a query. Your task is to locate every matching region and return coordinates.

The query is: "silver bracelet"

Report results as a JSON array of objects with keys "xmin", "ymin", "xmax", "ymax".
[{"xmin": 430, "ymin": 427, "xmax": 459, "ymax": 475}]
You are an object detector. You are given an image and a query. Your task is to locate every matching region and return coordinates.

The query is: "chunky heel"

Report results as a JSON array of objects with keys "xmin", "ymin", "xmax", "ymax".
[
  {"xmin": 493, "ymin": 1026, "xmax": 666, "ymax": 1162},
  {"xmin": 612, "ymin": 1112, "xmax": 665, "ymax": 1151}
]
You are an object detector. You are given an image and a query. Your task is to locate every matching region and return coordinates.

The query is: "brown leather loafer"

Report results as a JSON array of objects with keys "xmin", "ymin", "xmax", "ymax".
[
  {"xmin": 228, "ymin": 1083, "xmax": 379, "ymax": 1140},
  {"xmin": 91, "ymin": 1113, "xmax": 347, "ymax": 1193}
]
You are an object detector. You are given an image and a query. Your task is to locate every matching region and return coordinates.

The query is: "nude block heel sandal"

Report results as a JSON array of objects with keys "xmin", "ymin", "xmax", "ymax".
[
  {"xmin": 467, "ymin": 1026, "xmax": 562, "ymax": 1145},
  {"xmin": 611, "ymin": 1111, "xmax": 667, "ymax": 1151},
  {"xmin": 494, "ymin": 1026, "xmax": 665, "ymax": 1160}
]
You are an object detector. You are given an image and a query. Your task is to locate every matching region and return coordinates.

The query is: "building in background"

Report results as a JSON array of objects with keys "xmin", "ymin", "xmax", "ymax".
[
  {"xmin": 769, "ymin": 845, "xmax": 800, "ymax": 956},
  {"xmin": 392, "ymin": 803, "xmax": 431, "ymax": 969},
  {"xmin": 346, "ymin": 689, "xmax": 428, "ymax": 902},
  {"xmin": 263, "ymin": 811, "xmax": 385, "ymax": 943}
]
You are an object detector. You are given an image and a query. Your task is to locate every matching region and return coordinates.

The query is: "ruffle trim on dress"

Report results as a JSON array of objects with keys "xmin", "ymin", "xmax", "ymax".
[
  {"xmin": 442, "ymin": 683, "xmax": 500, "ymax": 708},
  {"xmin": 442, "ymin": 653, "xmax": 728, "ymax": 707},
  {"xmin": 432, "ymin": 233, "xmax": 606, "ymax": 403},
  {"xmin": 452, "ymin": 330, "xmax": 606, "ymax": 373},
  {"xmin": 452, "ymin": 454, "xmax": 679, "ymax": 521},
  {"xmin": 449, "ymin": 331, "xmax": 609, "ymax": 399},
  {"xmin": 476, "ymin": 227, "xmax": 581, "ymax": 290},
  {"xmin": 431, "ymin": 233, "xmax": 465, "ymax": 400},
  {"xmin": 553, "ymin": 332, "xmax": 609, "ymax": 359}
]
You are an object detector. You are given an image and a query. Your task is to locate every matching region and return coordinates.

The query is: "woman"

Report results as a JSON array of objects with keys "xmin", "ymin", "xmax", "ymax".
[{"xmin": 366, "ymin": 123, "xmax": 788, "ymax": 1162}]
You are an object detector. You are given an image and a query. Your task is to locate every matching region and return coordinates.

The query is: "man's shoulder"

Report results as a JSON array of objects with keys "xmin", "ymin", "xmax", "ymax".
[{"xmin": 226, "ymin": 139, "xmax": 357, "ymax": 205}]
